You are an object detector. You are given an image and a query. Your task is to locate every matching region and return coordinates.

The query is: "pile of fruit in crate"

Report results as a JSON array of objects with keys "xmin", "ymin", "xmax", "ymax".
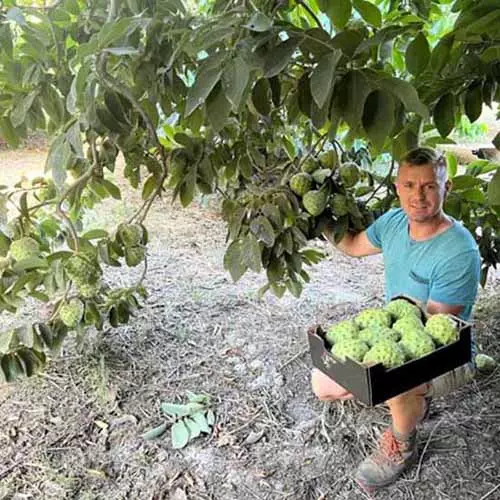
[{"xmin": 326, "ymin": 299, "xmax": 460, "ymax": 369}]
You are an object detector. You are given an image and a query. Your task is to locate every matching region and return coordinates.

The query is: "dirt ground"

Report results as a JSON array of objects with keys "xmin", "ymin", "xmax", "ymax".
[{"xmin": 0, "ymin": 149, "xmax": 499, "ymax": 500}]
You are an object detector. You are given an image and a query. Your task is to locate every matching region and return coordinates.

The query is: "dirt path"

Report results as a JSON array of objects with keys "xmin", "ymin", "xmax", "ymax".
[{"xmin": 0, "ymin": 151, "xmax": 499, "ymax": 500}]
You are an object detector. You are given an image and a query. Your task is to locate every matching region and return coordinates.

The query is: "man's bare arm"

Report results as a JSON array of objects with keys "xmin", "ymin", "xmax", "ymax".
[
  {"xmin": 323, "ymin": 220, "xmax": 381, "ymax": 258},
  {"xmin": 426, "ymin": 300, "xmax": 464, "ymax": 318}
]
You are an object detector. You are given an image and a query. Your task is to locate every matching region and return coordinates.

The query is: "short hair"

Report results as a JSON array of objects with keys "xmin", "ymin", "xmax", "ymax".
[{"xmin": 399, "ymin": 147, "xmax": 447, "ymax": 181}]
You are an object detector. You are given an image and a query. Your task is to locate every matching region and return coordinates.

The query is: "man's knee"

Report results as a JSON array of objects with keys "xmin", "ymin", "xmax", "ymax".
[
  {"xmin": 311, "ymin": 368, "xmax": 353, "ymax": 401},
  {"xmin": 386, "ymin": 382, "xmax": 429, "ymax": 407}
]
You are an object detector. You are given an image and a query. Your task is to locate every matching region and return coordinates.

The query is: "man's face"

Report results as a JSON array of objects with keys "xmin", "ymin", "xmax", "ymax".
[{"xmin": 395, "ymin": 163, "xmax": 449, "ymax": 223}]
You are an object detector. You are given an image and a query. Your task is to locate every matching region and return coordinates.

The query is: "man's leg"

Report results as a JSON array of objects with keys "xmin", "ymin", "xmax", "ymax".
[
  {"xmin": 355, "ymin": 383, "xmax": 429, "ymax": 491},
  {"xmin": 311, "ymin": 368, "xmax": 354, "ymax": 401}
]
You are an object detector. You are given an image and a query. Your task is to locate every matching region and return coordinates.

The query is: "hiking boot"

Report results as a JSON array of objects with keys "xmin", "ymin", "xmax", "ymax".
[{"xmin": 355, "ymin": 427, "xmax": 418, "ymax": 492}]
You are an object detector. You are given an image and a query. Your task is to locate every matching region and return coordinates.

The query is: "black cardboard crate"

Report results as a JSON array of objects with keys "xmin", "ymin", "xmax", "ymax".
[{"xmin": 309, "ymin": 299, "xmax": 472, "ymax": 406}]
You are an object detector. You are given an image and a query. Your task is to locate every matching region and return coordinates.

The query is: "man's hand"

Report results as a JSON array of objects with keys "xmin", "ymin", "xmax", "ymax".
[{"xmin": 323, "ymin": 219, "xmax": 381, "ymax": 258}]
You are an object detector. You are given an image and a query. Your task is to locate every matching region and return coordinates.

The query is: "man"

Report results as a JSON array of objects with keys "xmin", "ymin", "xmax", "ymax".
[{"xmin": 312, "ymin": 147, "xmax": 481, "ymax": 493}]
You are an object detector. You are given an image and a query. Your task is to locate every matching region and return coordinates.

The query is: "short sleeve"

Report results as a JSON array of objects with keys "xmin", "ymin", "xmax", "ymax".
[
  {"xmin": 365, "ymin": 208, "xmax": 401, "ymax": 250},
  {"xmin": 429, "ymin": 250, "xmax": 480, "ymax": 307}
]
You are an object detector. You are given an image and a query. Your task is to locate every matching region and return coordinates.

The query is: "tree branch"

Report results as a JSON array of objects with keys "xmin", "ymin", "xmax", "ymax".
[{"xmin": 297, "ymin": 0, "xmax": 322, "ymax": 29}]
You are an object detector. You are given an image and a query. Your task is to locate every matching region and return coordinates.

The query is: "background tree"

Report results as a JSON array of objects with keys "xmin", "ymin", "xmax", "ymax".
[{"xmin": 0, "ymin": 0, "xmax": 499, "ymax": 381}]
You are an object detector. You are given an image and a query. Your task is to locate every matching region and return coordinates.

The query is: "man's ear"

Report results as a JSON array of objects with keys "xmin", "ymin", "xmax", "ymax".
[
  {"xmin": 445, "ymin": 179, "xmax": 452, "ymax": 193},
  {"xmin": 394, "ymin": 181, "xmax": 401, "ymax": 198}
]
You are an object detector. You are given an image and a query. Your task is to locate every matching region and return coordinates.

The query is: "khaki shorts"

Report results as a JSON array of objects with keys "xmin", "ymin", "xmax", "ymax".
[{"xmin": 426, "ymin": 361, "xmax": 476, "ymax": 399}]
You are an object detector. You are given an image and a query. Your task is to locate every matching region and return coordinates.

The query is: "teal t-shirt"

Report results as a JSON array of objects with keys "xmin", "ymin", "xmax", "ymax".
[{"xmin": 366, "ymin": 208, "xmax": 480, "ymax": 320}]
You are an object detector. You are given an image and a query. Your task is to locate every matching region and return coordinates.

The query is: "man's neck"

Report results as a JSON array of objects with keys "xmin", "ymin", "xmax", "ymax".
[{"xmin": 408, "ymin": 212, "xmax": 452, "ymax": 241}]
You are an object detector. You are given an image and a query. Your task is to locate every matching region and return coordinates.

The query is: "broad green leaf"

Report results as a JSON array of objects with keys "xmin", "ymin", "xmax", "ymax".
[
  {"xmin": 322, "ymin": 0, "xmax": 352, "ymax": 29},
  {"xmin": 331, "ymin": 30, "xmax": 364, "ymax": 58},
  {"xmin": 337, "ymin": 71, "xmax": 372, "ymax": 130},
  {"xmin": 242, "ymin": 233, "xmax": 262, "ymax": 273},
  {"xmin": 433, "ymin": 93, "xmax": 455, "ymax": 137},
  {"xmin": 45, "ymin": 136, "xmax": 72, "ymax": 187},
  {"xmin": 451, "ymin": 175, "xmax": 483, "ymax": 190},
  {"xmin": 180, "ymin": 171, "xmax": 196, "ymax": 207},
  {"xmin": 141, "ymin": 175, "xmax": 157, "ymax": 200},
  {"xmin": 250, "ymin": 216, "xmax": 276, "ymax": 247},
  {"xmin": 461, "ymin": 189, "xmax": 486, "ymax": 204},
  {"xmin": 223, "ymin": 239, "xmax": 247, "ymax": 282},
  {"xmin": 446, "ymin": 153, "xmax": 458, "ymax": 178},
  {"xmin": 0, "ymin": 24, "xmax": 13, "ymax": 58},
  {"xmin": 82, "ymin": 229, "xmax": 109, "ymax": 240},
  {"xmin": 0, "ymin": 117, "xmax": 20, "ymax": 148},
  {"xmin": 0, "ymin": 330, "xmax": 15, "ymax": 354},
  {"xmin": 464, "ymin": 83, "xmax": 483, "ymax": 123},
  {"xmin": 184, "ymin": 418, "xmax": 201, "ymax": 438},
  {"xmin": 362, "ymin": 90, "xmax": 395, "ymax": 150},
  {"xmin": 405, "ymin": 32, "xmax": 430, "ymax": 76},
  {"xmin": 12, "ymin": 257, "xmax": 49, "ymax": 272},
  {"xmin": 352, "ymin": 0, "xmax": 382, "ymax": 27},
  {"xmin": 487, "ymin": 171, "xmax": 500, "ymax": 206},
  {"xmin": 286, "ymin": 277, "xmax": 303, "ymax": 298},
  {"xmin": 186, "ymin": 391, "xmax": 208, "ymax": 404},
  {"xmin": 11, "ymin": 92, "xmax": 37, "ymax": 128},
  {"xmin": 185, "ymin": 66, "xmax": 222, "ymax": 117},
  {"xmin": 222, "ymin": 57, "xmax": 250, "ymax": 111},
  {"xmin": 264, "ymin": 38, "xmax": 299, "ymax": 78},
  {"xmin": 245, "ymin": 12, "xmax": 273, "ymax": 32},
  {"xmin": 171, "ymin": 420, "xmax": 190, "ymax": 449},
  {"xmin": 206, "ymin": 83, "xmax": 232, "ymax": 133},
  {"xmin": 103, "ymin": 47, "xmax": 140, "ymax": 56},
  {"xmin": 98, "ymin": 17, "xmax": 142, "ymax": 48},
  {"xmin": 377, "ymin": 77, "xmax": 428, "ymax": 118},
  {"xmin": 430, "ymin": 36, "xmax": 454, "ymax": 73},
  {"xmin": 251, "ymin": 78, "xmax": 271, "ymax": 116},
  {"xmin": 100, "ymin": 179, "xmax": 121, "ymax": 200},
  {"xmin": 160, "ymin": 403, "xmax": 190, "ymax": 417},
  {"xmin": 143, "ymin": 422, "xmax": 168, "ymax": 440},
  {"xmin": 311, "ymin": 50, "xmax": 342, "ymax": 109},
  {"xmin": 192, "ymin": 412, "xmax": 211, "ymax": 433}
]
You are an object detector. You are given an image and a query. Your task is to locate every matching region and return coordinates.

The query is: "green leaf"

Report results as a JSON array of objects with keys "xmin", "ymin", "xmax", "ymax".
[
  {"xmin": 311, "ymin": 50, "xmax": 342, "ymax": 109},
  {"xmin": 487, "ymin": 171, "xmax": 500, "ymax": 206},
  {"xmin": 171, "ymin": 420, "xmax": 190, "ymax": 449},
  {"xmin": 160, "ymin": 403, "xmax": 189, "ymax": 417},
  {"xmin": 493, "ymin": 132, "xmax": 500, "ymax": 151},
  {"xmin": 322, "ymin": 0, "xmax": 352, "ymax": 29},
  {"xmin": 0, "ymin": 24, "xmax": 13, "ymax": 58},
  {"xmin": 223, "ymin": 239, "xmax": 247, "ymax": 282},
  {"xmin": 100, "ymin": 179, "xmax": 121, "ymax": 200},
  {"xmin": 206, "ymin": 83, "xmax": 232, "ymax": 133},
  {"xmin": 142, "ymin": 175, "xmax": 157, "ymax": 200},
  {"xmin": 0, "ymin": 330, "xmax": 15, "ymax": 354},
  {"xmin": 45, "ymin": 136, "xmax": 72, "ymax": 187},
  {"xmin": 185, "ymin": 66, "xmax": 223, "ymax": 117},
  {"xmin": 12, "ymin": 257, "xmax": 49, "ymax": 272},
  {"xmin": 192, "ymin": 412, "xmax": 211, "ymax": 433},
  {"xmin": 405, "ymin": 32, "xmax": 430, "ymax": 76},
  {"xmin": 377, "ymin": 77, "xmax": 429, "ymax": 118},
  {"xmin": 98, "ymin": 17, "xmax": 141, "ymax": 48},
  {"xmin": 251, "ymin": 78, "xmax": 271, "ymax": 116},
  {"xmin": 206, "ymin": 409, "xmax": 215, "ymax": 426},
  {"xmin": 286, "ymin": 277, "xmax": 303, "ymax": 298},
  {"xmin": 430, "ymin": 36, "xmax": 454, "ymax": 73},
  {"xmin": 242, "ymin": 233, "xmax": 262, "ymax": 273},
  {"xmin": 222, "ymin": 57, "xmax": 250, "ymax": 111},
  {"xmin": 143, "ymin": 422, "xmax": 168, "ymax": 440},
  {"xmin": 103, "ymin": 46, "xmax": 140, "ymax": 56},
  {"xmin": 82, "ymin": 229, "xmax": 108, "ymax": 240},
  {"xmin": 11, "ymin": 92, "xmax": 37, "ymax": 129},
  {"xmin": 245, "ymin": 12, "xmax": 273, "ymax": 32},
  {"xmin": 184, "ymin": 417, "xmax": 201, "ymax": 438},
  {"xmin": 180, "ymin": 171, "xmax": 196, "ymax": 208},
  {"xmin": 0, "ymin": 117, "xmax": 20, "ymax": 148},
  {"xmin": 337, "ymin": 71, "xmax": 373, "ymax": 130},
  {"xmin": 451, "ymin": 175, "xmax": 483, "ymax": 190},
  {"xmin": 461, "ymin": 189, "xmax": 486, "ymax": 204},
  {"xmin": 362, "ymin": 90, "xmax": 395, "ymax": 150},
  {"xmin": 433, "ymin": 93, "xmax": 455, "ymax": 137},
  {"xmin": 446, "ymin": 153, "xmax": 457, "ymax": 178},
  {"xmin": 250, "ymin": 216, "xmax": 276, "ymax": 248},
  {"xmin": 264, "ymin": 38, "xmax": 299, "ymax": 78},
  {"xmin": 352, "ymin": 0, "xmax": 382, "ymax": 27},
  {"xmin": 464, "ymin": 83, "xmax": 483, "ymax": 123}
]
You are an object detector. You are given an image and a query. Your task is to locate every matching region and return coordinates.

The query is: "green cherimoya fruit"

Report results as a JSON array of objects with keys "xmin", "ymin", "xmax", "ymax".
[
  {"xmin": 318, "ymin": 150, "xmax": 338, "ymax": 169},
  {"xmin": 303, "ymin": 189, "xmax": 328, "ymax": 216},
  {"xmin": 325, "ymin": 319, "xmax": 358, "ymax": 345},
  {"xmin": 392, "ymin": 315, "xmax": 424, "ymax": 336},
  {"xmin": 9, "ymin": 237, "xmax": 40, "ymax": 261},
  {"xmin": 399, "ymin": 330, "xmax": 435, "ymax": 360},
  {"xmin": 65, "ymin": 254, "xmax": 100, "ymax": 285},
  {"xmin": 77, "ymin": 281, "xmax": 101, "ymax": 299},
  {"xmin": 355, "ymin": 308, "xmax": 392, "ymax": 329},
  {"xmin": 331, "ymin": 338, "xmax": 369, "ymax": 363},
  {"xmin": 475, "ymin": 353, "xmax": 497, "ymax": 374},
  {"xmin": 289, "ymin": 172, "xmax": 313, "ymax": 197},
  {"xmin": 363, "ymin": 340, "xmax": 406, "ymax": 369},
  {"xmin": 59, "ymin": 298, "xmax": 85, "ymax": 328},
  {"xmin": 424, "ymin": 314, "xmax": 458, "ymax": 345},
  {"xmin": 339, "ymin": 162, "xmax": 360, "ymax": 188},
  {"xmin": 330, "ymin": 194, "xmax": 349, "ymax": 216},
  {"xmin": 117, "ymin": 223, "xmax": 144, "ymax": 247},
  {"xmin": 125, "ymin": 245, "xmax": 145, "ymax": 267},
  {"xmin": 312, "ymin": 168, "xmax": 332, "ymax": 185},
  {"xmin": 359, "ymin": 326, "xmax": 400, "ymax": 346},
  {"xmin": 386, "ymin": 299, "xmax": 421, "ymax": 320},
  {"xmin": 301, "ymin": 158, "xmax": 319, "ymax": 174}
]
